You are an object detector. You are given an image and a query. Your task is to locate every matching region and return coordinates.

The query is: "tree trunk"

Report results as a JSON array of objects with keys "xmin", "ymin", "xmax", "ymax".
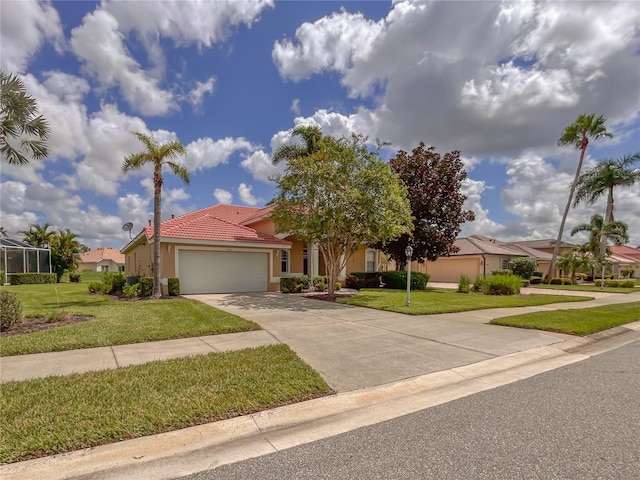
[
  {"xmin": 152, "ymin": 163, "xmax": 162, "ymax": 299},
  {"xmin": 546, "ymin": 140, "xmax": 588, "ymax": 281}
]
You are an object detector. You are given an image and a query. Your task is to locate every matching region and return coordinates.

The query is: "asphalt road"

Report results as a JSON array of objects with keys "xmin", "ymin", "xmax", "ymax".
[{"xmin": 180, "ymin": 340, "xmax": 640, "ymax": 480}]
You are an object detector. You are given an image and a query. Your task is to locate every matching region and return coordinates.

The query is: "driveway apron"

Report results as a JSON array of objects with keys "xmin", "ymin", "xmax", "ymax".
[{"xmin": 185, "ymin": 293, "xmax": 566, "ymax": 392}]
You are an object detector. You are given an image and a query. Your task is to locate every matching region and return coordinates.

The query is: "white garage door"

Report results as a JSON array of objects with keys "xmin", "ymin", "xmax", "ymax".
[{"xmin": 179, "ymin": 250, "xmax": 268, "ymax": 294}]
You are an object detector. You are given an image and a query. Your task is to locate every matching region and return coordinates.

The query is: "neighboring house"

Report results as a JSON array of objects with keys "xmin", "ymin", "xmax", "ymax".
[
  {"xmin": 413, "ymin": 236, "xmax": 576, "ymax": 283},
  {"xmin": 78, "ymin": 247, "xmax": 125, "ymax": 273},
  {"xmin": 608, "ymin": 245, "xmax": 640, "ymax": 278},
  {"xmin": 120, "ymin": 204, "xmax": 383, "ymax": 294}
]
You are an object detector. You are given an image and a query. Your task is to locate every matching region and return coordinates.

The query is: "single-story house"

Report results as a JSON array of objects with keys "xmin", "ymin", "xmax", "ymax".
[
  {"xmin": 608, "ymin": 245, "xmax": 640, "ymax": 278},
  {"xmin": 120, "ymin": 204, "xmax": 386, "ymax": 294},
  {"xmin": 413, "ymin": 235, "xmax": 576, "ymax": 283},
  {"xmin": 78, "ymin": 247, "xmax": 125, "ymax": 272}
]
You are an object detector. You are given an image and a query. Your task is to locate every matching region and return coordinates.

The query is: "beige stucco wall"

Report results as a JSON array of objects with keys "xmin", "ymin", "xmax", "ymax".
[
  {"xmin": 423, "ymin": 256, "xmax": 483, "ymax": 283},
  {"xmin": 250, "ymin": 218, "xmax": 277, "ymax": 236}
]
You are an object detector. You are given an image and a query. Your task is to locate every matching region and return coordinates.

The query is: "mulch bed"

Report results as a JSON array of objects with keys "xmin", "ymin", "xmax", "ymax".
[
  {"xmin": 2, "ymin": 315, "xmax": 94, "ymax": 337},
  {"xmin": 306, "ymin": 294, "xmax": 355, "ymax": 302}
]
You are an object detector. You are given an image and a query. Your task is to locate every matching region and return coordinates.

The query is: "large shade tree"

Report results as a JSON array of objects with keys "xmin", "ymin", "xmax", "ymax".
[
  {"xmin": 122, "ymin": 132, "xmax": 189, "ymax": 298},
  {"xmin": 270, "ymin": 133, "xmax": 412, "ymax": 295},
  {"xmin": 547, "ymin": 114, "xmax": 612, "ymax": 280},
  {"xmin": 382, "ymin": 143, "xmax": 475, "ymax": 270},
  {"xmin": 0, "ymin": 70, "xmax": 50, "ymax": 165}
]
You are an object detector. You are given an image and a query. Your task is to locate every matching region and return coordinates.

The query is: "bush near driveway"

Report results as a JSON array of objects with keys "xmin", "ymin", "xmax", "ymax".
[
  {"xmin": 0, "ymin": 345, "xmax": 332, "ymax": 464},
  {"xmin": 0, "ymin": 283, "xmax": 259, "ymax": 356}
]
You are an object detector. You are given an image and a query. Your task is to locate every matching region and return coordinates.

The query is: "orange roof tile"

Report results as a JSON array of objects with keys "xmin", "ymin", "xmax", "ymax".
[
  {"xmin": 80, "ymin": 247, "xmax": 125, "ymax": 264},
  {"xmin": 143, "ymin": 205, "xmax": 290, "ymax": 246}
]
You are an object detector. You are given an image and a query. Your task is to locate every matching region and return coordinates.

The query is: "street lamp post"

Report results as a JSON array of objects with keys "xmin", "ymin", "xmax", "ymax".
[{"xmin": 405, "ymin": 244, "xmax": 413, "ymax": 307}]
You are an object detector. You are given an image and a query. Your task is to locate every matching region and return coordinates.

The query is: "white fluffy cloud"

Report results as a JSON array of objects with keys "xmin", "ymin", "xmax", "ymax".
[
  {"xmin": 184, "ymin": 137, "xmax": 255, "ymax": 171},
  {"xmin": 70, "ymin": 9, "xmax": 177, "ymax": 116},
  {"xmin": 0, "ymin": 0, "xmax": 64, "ymax": 73},
  {"xmin": 187, "ymin": 76, "xmax": 216, "ymax": 110},
  {"xmin": 214, "ymin": 188, "xmax": 233, "ymax": 204},
  {"xmin": 237, "ymin": 183, "xmax": 259, "ymax": 206}
]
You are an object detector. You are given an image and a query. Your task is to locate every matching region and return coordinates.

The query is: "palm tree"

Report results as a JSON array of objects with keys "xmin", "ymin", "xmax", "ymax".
[
  {"xmin": 122, "ymin": 132, "xmax": 189, "ymax": 298},
  {"xmin": 0, "ymin": 70, "xmax": 50, "ymax": 165},
  {"xmin": 546, "ymin": 114, "xmax": 612, "ymax": 280},
  {"xmin": 574, "ymin": 152, "xmax": 640, "ymax": 224},
  {"xmin": 19, "ymin": 222, "xmax": 56, "ymax": 247},
  {"xmin": 272, "ymin": 125, "xmax": 323, "ymax": 165},
  {"xmin": 570, "ymin": 214, "xmax": 629, "ymax": 259},
  {"xmin": 51, "ymin": 228, "xmax": 82, "ymax": 281},
  {"xmin": 556, "ymin": 251, "xmax": 594, "ymax": 284},
  {"xmin": 0, "ymin": 226, "xmax": 7, "ymax": 238}
]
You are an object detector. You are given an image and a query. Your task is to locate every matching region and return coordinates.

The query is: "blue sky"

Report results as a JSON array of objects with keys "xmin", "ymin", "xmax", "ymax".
[{"xmin": 1, "ymin": 0, "xmax": 639, "ymax": 249}]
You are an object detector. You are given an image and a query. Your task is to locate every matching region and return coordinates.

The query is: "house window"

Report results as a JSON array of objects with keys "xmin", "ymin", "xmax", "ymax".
[
  {"xmin": 281, "ymin": 249, "xmax": 289, "ymax": 273},
  {"xmin": 501, "ymin": 259, "xmax": 509, "ymax": 270},
  {"xmin": 365, "ymin": 250, "xmax": 376, "ymax": 273}
]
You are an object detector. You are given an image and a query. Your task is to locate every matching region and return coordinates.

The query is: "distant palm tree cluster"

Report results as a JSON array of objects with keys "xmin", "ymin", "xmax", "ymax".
[{"xmin": 548, "ymin": 114, "xmax": 639, "ymax": 279}]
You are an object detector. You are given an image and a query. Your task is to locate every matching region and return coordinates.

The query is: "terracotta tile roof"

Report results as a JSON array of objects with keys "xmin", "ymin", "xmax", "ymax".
[
  {"xmin": 510, "ymin": 238, "xmax": 578, "ymax": 249},
  {"xmin": 241, "ymin": 205, "xmax": 275, "ymax": 225},
  {"xmin": 80, "ymin": 247, "xmax": 125, "ymax": 264},
  {"xmin": 610, "ymin": 245, "xmax": 640, "ymax": 257},
  {"xmin": 144, "ymin": 205, "xmax": 290, "ymax": 246},
  {"xmin": 607, "ymin": 253, "xmax": 640, "ymax": 264},
  {"xmin": 452, "ymin": 237, "xmax": 527, "ymax": 256}
]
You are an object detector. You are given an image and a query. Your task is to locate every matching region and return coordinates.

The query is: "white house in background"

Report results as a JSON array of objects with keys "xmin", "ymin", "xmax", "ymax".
[{"xmin": 78, "ymin": 247, "xmax": 125, "ymax": 272}]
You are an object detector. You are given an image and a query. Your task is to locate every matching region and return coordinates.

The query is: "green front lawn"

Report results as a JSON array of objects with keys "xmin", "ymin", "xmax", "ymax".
[
  {"xmin": 529, "ymin": 284, "xmax": 638, "ymax": 294},
  {"xmin": 337, "ymin": 288, "xmax": 591, "ymax": 315},
  {"xmin": 0, "ymin": 345, "xmax": 332, "ymax": 464},
  {"xmin": 0, "ymin": 283, "xmax": 259, "ymax": 356},
  {"xmin": 491, "ymin": 302, "xmax": 640, "ymax": 336}
]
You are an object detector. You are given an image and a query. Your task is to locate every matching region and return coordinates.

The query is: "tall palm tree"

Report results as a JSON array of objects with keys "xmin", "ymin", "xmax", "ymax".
[
  {"xmin": 570, "ymin": 214, "xmax": 629, "ymax": 259},
  {"xmin": 272, "ymin": 125, "xmax": 323, "ymax": 165},
  {"xmin": 573, "ymin": 152, "xmax": 640, "ymax": 224},
  {"xmin": 19, "ymin": 222, "xmax": 56, "ymax": 247},
  {"xmin": 122, "ymin": 132, "xmax": 189, "ymax": 298},
  {"xmin": 546, "ymin": 114, "xmax": 612, "ymax": 280},
  {"xmin": 0, "ymin": 70, "xmax": 50, "ymax": 165},
  {"xmin": 0, "ymin": 226, "xmax": 7, "ymax": 238}
]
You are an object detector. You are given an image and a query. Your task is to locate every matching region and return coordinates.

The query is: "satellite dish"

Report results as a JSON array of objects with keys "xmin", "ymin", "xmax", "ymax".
[{"xmin": 122, "ymin": 222, "xmax": 133, "ymax": 239}]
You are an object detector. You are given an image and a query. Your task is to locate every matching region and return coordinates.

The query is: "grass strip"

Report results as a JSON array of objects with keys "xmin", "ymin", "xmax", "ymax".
[
  {"xmin": 0, "ymin": 283, "xmax": 259, "ymax": 356},
  {"xmin": 0, "ymin": 345, "xmax": 332, "ymax": 464},
  {"xmin": 491, "ymin": 302, "xmax": 640, "ymax": 336},
  {"xmin": 337, "ymin": 288, "xmax": 591, "ymax": 315},
  {"xmin": 529, "ymin": 284, "xmax": 638, "ymax": 294}
]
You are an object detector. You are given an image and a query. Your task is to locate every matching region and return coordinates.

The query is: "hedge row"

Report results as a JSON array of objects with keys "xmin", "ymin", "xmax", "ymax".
[
  {"xmin": 594, "ymin": 279, "xmax": 635, "ymax": 288},
  {"xmin": 8, "ymin": 273, "xmax": 57, "ymax": 285},
  {"xmin": 346, "ymin": 271, "xmax": 430, "ymax": 290}
]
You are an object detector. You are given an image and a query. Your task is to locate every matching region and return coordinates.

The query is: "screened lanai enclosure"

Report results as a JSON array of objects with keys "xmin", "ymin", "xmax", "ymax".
[{"xmin": 1, "ymin": 238, "xmax": 52, "ymax": 284}]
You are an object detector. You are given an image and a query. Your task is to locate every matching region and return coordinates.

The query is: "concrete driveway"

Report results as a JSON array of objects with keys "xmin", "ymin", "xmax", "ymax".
[{"xmin": 186, "ymin": 293, "xmax": 570, "ymax": 392}]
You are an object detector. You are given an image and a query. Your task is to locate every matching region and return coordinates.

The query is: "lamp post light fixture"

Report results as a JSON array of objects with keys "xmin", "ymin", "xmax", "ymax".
[{"xmin": 405, "ymin": 244, "xmax": 414, "ymax": 307}]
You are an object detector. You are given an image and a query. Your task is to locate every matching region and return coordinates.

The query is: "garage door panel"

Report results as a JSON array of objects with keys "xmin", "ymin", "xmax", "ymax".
[{"xmin": 179, "ymin": 251, "xmax": 267, "ymax": 294}]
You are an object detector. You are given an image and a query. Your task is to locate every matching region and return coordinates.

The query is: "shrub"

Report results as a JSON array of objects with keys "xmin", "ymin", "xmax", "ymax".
[
  {"xmin": 508, "ymin": 258, "xmax": 537, "ymax": 279},
  {"xmin": 532, "ymin": 271, "xmax": 543, "ymax": 278},
  {"xmin": 346, "ymin": 272, "xmax": 383, "ymax": 290},
  {"xmin": 69, "ymin": 272, "xmax": 81, "ymax": 283},
  {"xmin": 280, "ymin": 275, "xmax": 309, "ymax": 293},
  {"xmin": 168, "ymin": 277, "xmax": 180, "ymax": 296},
  {"xmin": 122, "ymin": 283, "xmax": 140, "ymax": 298},
  {"xmin": 314, "ymin": 282, "xmax": 327, "ymax": 292},
  {"xmin": 521, "ymin": 279, "xmax": 530, "ymax": 287},
  {"xmin": 8, "ymin": 273, "xmax": 56, "ymax": 285},
  {"xmin": 458, "ymin": 275, "xmax": 471, "ymax": 294},
  {"xmin": 312, "ymin": 276, "xmax": 326, "ymax": 289},
  {"xmin": 139, "ymin": 277, "xmax": 154, "ymax": 297},
  {"xmin": 529, "ymin": 277, "xmax": 542, "ymax": 285},
  {"xmin": 380, "ymin": 271, "xmax": 429, "ymax": 290},
  {"xmin": 0, "ymin": 270, "xmax": 4, "ymax": 283},
  {"xmin": 103, "ymin": 272, "xmax": 126, "ymax": 294},
  {"xmin": 472, "ymin": 276, "xmax": 486, "ymax": 293},
  {"xmin": 595, "ymin": 279, "xmax": 635, "ymax": 288},
  {"xmin": 88, "ymin": 281, "xmax": 108, "ymax": 294},
  {"xmin": 549, "ymin": 277, "xmax": 573, "ymax": 285},
  {"xmin": 482, "ymin": 273, "xmax": 522, "ymax": 295},
  {"xmin": 0, "ymin": 291, "xmax": 22, "ymax": 331},
  {"xmin": 491, "ymin": 269, "xmax": 512, "ymax": 276},
  {"xmin": 575, "ymin": 273, "xmax": 588, "ymax": 281},
  {"xmin": 621, "ymin": 269, "xmax": 634, "ymax": 279},
  {"xmin": 335, "ymin": 281, "xmax": 342, "ymax": 291}
]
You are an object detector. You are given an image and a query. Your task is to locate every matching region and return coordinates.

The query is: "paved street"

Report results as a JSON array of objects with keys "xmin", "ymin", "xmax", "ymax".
[{"xmin": 182, "ymin": 339, "xmax": 640, "ymax": 480}]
